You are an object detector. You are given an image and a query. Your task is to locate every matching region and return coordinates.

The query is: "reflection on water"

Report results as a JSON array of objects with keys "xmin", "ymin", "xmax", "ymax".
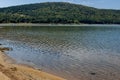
[{"xmin": 0, "ymin": 26, "xmax": 120, "ymax": 80}]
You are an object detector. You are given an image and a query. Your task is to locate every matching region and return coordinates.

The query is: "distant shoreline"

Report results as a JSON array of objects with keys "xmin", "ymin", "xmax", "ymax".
[{"xmin": 0, "ymin": 23, "xmax": 120, "ymax": 27}]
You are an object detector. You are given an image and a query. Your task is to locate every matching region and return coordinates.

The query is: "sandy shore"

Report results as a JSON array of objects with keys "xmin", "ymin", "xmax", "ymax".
[{"xmin": 0, "ymin": 51, "xmax": 66, "ymax": 80}]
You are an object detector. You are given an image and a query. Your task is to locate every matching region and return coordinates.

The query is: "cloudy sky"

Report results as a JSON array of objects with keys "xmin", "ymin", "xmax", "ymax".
[{"xmin": 0, "ymin": 0, "xmax": 119, "ymax": 9}]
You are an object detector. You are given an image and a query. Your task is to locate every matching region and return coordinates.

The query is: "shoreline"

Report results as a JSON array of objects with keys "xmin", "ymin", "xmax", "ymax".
[
  {"xmin": 0, "ymin": 23, "xmax": 120, "ymax": 27},
  {"xmin": 0, "ymin": 50, "xmax": 66, "ymax": 80}
]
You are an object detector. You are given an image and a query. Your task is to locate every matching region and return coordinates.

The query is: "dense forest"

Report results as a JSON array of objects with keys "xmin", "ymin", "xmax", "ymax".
[{"xmin": 0, "ymin": 2, "xmax": 120, "ymax": 24}]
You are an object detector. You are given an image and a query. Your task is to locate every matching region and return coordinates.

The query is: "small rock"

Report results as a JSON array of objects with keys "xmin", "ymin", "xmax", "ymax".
[
  {"xmin": 90, "ymin": 72, "xmax": 96, "ymax": 75},
  {"xmin": 0, "ymin": 47, "xmax": 12, "ymax": 52},
  {"xmin": 10, "ymin": 67, "xmax": 17, "ymax": 71}
]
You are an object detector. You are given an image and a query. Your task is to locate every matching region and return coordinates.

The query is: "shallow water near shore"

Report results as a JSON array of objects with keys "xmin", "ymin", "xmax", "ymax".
[{"xmin": 0, "ymin": 25, "xmax": 120, "ymax": 80}]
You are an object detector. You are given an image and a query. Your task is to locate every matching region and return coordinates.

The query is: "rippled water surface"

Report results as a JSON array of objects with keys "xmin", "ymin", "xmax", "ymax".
[{"xmin": 0, "ymin": 26, "xmax": 120, "ymax": 80}]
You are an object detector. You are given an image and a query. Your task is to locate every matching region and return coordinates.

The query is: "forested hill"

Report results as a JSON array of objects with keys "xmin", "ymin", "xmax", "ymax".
[{"xmin": 0, "ymin": 2, "xmax": 120, "ymax": 24}]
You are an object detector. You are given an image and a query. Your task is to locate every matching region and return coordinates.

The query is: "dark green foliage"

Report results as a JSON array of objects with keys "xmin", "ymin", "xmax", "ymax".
[{"xmin": 0, "ymin": 2, "xmax": 120, "ymax": 24}]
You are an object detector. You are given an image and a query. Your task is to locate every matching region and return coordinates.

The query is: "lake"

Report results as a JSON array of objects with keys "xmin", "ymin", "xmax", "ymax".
[{"xmin": 0, "ymin": 25, "xmax": 120, "ymax": 80}]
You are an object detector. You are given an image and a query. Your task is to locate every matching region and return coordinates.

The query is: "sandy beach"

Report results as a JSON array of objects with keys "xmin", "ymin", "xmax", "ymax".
[{"xmin": 0, "ymin": 49, "xmax": 66, "ymax": 80}]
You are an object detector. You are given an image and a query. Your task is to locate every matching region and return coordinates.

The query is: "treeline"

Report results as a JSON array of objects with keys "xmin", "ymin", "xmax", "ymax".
[{"xmin": 0, "ymin": 2, "xmax": 120, "ymax": 24}]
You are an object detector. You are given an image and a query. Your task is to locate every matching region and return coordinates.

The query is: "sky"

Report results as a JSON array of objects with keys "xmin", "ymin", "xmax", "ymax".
[{"xmin": 0, "ymin": 0, "xmax": 120, "ymax": 9}]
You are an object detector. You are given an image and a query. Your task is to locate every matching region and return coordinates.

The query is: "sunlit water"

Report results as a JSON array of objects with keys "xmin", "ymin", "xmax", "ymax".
[{"xmin": 0, "ymin": 26, "xmax": 120, "ymax": 80}]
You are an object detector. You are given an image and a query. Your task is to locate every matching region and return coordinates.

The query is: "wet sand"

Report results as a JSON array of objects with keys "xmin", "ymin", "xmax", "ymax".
[{"xmin": 0, "ymin": 50, "xmax": 66, "ymax": 80}]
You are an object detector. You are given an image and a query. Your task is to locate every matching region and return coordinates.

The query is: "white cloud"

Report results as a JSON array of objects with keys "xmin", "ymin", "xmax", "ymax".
[
  {"xmin": 60, "ymin": 0, "xmax": 95, "ymax": 5},
  {"xmin": 81, "ymin": 1, "xmax": 94, "ymax": 5}
]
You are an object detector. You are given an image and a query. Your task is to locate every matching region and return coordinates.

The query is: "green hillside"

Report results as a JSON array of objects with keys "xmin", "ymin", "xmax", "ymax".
[{"xmin": 0, "ymin": 2, "xmax": 120, "ymax": 24}]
